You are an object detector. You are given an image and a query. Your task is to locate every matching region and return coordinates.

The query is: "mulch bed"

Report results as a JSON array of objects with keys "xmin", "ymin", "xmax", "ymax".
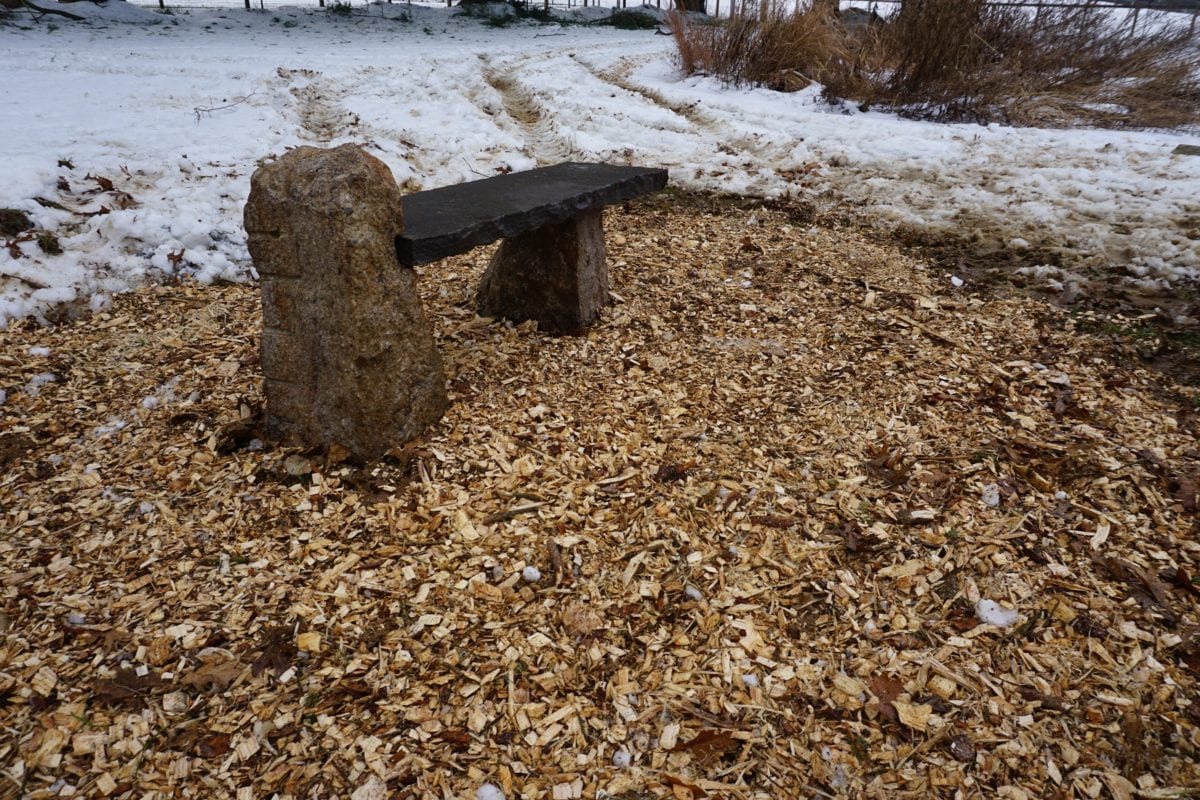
[{"xmin": 2, "ymin": 191, "xmax": 1199, "ymax": 799}]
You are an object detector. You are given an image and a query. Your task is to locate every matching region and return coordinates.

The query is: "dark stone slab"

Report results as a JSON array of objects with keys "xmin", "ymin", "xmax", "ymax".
[
  {"xmin": 396, "ymin": 162, "xmax": 668, "ymax": 266},
  {"xmin": 1174, "ymin": 144, "xmax": 1200, "ymax": 157}
]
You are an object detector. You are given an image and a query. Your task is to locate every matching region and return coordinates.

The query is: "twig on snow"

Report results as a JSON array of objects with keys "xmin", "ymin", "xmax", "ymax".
[{"xmin": 194, "ymin": 92, "xmax": 258, "ymax": 123}]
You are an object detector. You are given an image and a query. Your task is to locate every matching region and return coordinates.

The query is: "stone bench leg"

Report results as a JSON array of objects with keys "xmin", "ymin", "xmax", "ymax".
[
  {"xmin": 476, "ymin": 210, "xmax": 609, "ymax": 333},
  {"xmin": 243, "ymin": 144, "xmax": 447, "ymax": 461}
]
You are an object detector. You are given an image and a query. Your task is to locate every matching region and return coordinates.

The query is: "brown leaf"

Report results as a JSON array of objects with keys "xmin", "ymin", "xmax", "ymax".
[
  {"xmin": 873, "ymin": 700, "xmax": 899, "ymax": 725},
  {"xmin": 195, "ymin": 732, "xmax": 231, "ymax": 759},
  {"xmin": 1179, "ymin": 475, "xmax": 1197, "ymax": 513},
  {"xmin": 438, "ymin": 730, "xmax": 471, "ymax": 746},
  {"xmin": 1172, "ymin": 567, "xmax": 1200, "ymax": 599},
  {"xmin": 325, "ymin": 441, "xmax": 352, "ymax": 465},
  {"xmin": 946, "ymin": 602, "xmax": 978, "ymax": 632},
  {"xmin": 86, "ymin": 173, "xmax": 115, "ymax": 192},
  {"xmin": 739, "ymin": 236, "xmax": 763, "ymax": 254},
  {"xmin": 93, "ymin": 668, "xmax": 161, "ymax": 706},
  {"xmin": 1053, "ymin": 388, "xmax": 1072, "ymax": 418},
  {"xmin": 840, "ymin": 520, "xmax": 879, "ymax": 555},
  {"xmin": 674, "ymin": 728, "xmax": 740, "ymax": 764},
  {"xmin": 167, "ymin": 248, "xmax": 186, "ymax": 268},
  {"xmin": 251, "ymin": 626, "xmax": 297, "ymax": 678},
  {"xmin": 869, "ymin": 675, "xmax": 903, "ymax": 703},
  {"xmin": 654, "ymin": 462, "xmax": 695, "ymax": 483},
  {"xmin": 109, "ymin": 191, "xmax": 139, "ymax": 210},
  {"xmin": 182, "ymin": 657, "xmax": 242, "ymax": 693},
  {"xmin": 1170, "ymin": 631, "xmax": 1200, "ymax": 674},
  {"xmin": 865, "ymin": 445, "xmax": 910, "ymax": 486}
]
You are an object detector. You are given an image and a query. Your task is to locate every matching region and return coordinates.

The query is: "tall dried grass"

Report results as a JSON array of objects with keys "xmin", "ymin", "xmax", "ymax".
[
  {"xmin": 671, "ymin": 3, "xmax": 854, "ymax": 92},
  {"xmin": 670, "ymin": 0, "xmax": 1200, "ymax": 129}
]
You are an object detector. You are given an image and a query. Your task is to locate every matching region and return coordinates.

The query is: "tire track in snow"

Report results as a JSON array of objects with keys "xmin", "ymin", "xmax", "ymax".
[
  {"xmin": 570, "ymin": 53, "xmax": 789, "ymax": 164},
  {"xmin": 480, "ymin": 57, "xmax": 589, "ymax": 166},
  {"xmin": 276, "ymin": 67, "xmax": 360, "ymax": 143}
]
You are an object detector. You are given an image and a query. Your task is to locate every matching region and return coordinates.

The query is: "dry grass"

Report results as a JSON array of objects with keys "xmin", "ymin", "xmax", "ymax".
[
  {"xmin": 670, "ymin": 4, "xmax": 854, "ymax": 92},
  {"xmin": 671, "ymin": 0, "xmax": 1200, "ymax": 129}
]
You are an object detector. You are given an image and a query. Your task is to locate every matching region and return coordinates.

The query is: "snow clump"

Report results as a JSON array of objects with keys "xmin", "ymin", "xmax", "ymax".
[
  {"xmin": 476, "ymin": 783, "xmax": 506, "ymax": 800},
  {"xmin": 975, "ymin": 599, "xmax": 1020, "ymax": 628}
]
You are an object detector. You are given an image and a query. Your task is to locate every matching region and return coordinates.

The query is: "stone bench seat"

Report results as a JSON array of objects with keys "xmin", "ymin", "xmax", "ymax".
[
  {"xmin": 396, "ymin": 162, "xmax": 668, "ymax": 266},
  {"xmin": 244, "ymin": 145, "xmax": 668, "ymax": 460}
]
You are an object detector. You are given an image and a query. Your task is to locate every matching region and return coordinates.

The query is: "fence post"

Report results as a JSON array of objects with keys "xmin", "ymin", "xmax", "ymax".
[{"xmin": 244, "ymin": 0, "xmax": 249, "ymax": 8}]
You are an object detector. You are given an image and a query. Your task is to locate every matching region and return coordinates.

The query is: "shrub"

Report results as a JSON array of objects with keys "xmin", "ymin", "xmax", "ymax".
[
  {"xmin": 671, "ymin": 4, "xmax": 852, "ymax": 92},
  {"xmin": 876, "ymin": 0, "xmax": 1200, "ymax": 127},
  {"xmin": 329, "ymin": 1, "xmax": 353, "ymax": 16},
  {"xmin": 670, "ymin": 0, "xmax": 1200, "ymax": 129}
]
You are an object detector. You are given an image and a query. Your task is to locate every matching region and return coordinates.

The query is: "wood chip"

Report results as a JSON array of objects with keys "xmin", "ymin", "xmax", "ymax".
[{"xmin": 2, "ymin": 193, "xmax": 1198, "ymax": 797}]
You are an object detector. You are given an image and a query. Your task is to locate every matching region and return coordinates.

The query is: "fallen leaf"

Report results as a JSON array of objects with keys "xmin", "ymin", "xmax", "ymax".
[
  {"xmin": 93, "ymin": 668, "xmax": 162, "ymax": 706},
  {"xmin": 109, "ymin": 191, "xmax": 139, "ymax": 210},
  {"xmin": 1179, "ymin": 475, "xmax": 1197, "ymax": 513},
  {"xmin": 86, "ymin": 173, "xmax": 115, "ymax": 192},
  {"xmin": 252, "ymin": 626, "xmax": 298, "ymax": 677},
  {"xmin": 869, "ymin": 674, "xmax": 903, "ymax": 703},
  {"xmin": 182, "ymin": 656, "xmax": 242, "ymax": 693},
  {"xmin": 674, "ymin": 729, "xmax": 740, "ymax": 765},
  {"xmin": 654, "ymin": 462, "xmax": 695, "ymax": 483},
  {"xmin": 739, "ymin": 236, "xmax": 763, "ymax": 254},
  {"xmin": 195, "ymin": 732, "xmax": 231, "ymax": 759}
]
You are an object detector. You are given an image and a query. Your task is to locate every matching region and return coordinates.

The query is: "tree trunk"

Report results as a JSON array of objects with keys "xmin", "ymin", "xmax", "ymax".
[{"xmin": 674, "ymin": 0, "xmax": 706, "ymax": 14}]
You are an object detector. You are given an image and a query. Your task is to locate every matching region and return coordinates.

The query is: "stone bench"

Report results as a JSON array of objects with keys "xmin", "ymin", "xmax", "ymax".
[{"xmin": 244, "ymin": 145, "xmax": 667, "ymax": 461}]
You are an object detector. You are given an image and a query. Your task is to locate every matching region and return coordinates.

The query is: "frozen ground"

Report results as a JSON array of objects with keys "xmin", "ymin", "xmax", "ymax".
[{"xmin": 1, "ymin": 0, "xmax": 1198, "ymax": 326}]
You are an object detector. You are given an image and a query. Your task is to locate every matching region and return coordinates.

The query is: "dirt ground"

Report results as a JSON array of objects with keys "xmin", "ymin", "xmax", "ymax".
[{"xmin": 2, "ymin": 192, "xmax": 1199, "ymax": 799}]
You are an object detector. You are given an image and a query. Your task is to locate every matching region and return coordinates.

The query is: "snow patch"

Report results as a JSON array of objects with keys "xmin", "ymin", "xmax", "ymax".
[{"xmin": 976, "ymin": 599, "xmax": 1021, "ymax": 628}]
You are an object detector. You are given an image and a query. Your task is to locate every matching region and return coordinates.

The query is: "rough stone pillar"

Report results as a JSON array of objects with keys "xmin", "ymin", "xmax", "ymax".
[
  {"xmin": 244, "ymin": 144, "xmax": 447, "ymax": 461},
  {"xmin": 476, "ymin": 211, "xmax": 609, "ymax": 333}
]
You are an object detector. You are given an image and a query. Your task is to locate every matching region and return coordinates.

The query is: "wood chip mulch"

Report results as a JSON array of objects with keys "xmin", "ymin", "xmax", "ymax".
[{"xmin": 2, "ymin": 192, "xmax": 1199, "ymax": 800}]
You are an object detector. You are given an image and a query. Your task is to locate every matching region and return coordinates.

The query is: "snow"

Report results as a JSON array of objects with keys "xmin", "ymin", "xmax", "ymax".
[
  {"xmin": 975, "ymin": 599, "xmax": 1021, "ymax": 628},
  {"xmin": 1, "ymin": 1, "xmax": 1198, "ymax": 327},
  {"xmin": 475, "ymin": 783, "xmax": 506, "ymax": 800}
]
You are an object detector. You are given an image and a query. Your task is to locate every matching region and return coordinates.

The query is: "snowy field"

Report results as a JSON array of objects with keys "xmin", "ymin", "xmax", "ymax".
[{"xmin": 1, "ymin": 0, "xmax": 1198, "ymax": 327}]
